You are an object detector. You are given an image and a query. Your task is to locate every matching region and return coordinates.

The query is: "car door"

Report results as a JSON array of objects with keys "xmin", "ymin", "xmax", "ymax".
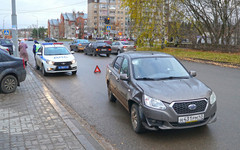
[
  {"xmin": 111, "ymin": 42, "xmax": 117, "ymax": 53},
  {"xmin": 35, "ymin": 46, "xmax": 43, "ymax": 67},
  {"xmin": 109, "ymin": 56, "xmax": 123, "ymax": 102},
  {"xmin": 118, "ymin": 57, "xmax": 130, "ymax": 108}
]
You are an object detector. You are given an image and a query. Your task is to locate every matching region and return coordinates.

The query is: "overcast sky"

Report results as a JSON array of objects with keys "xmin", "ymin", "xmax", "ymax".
[{"xmin": 0, "ymin": 0, "xmax": 87, "ymax": 29}]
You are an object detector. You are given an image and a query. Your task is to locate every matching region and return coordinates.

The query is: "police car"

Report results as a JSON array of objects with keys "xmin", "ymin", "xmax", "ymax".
[{"xmin": 35, "ymin": 43, "xmax": 77, "ymax": 76}]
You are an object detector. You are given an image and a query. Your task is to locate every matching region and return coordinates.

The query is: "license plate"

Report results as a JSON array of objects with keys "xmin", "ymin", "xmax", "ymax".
[
  {"xmin": 178, "ymin": 114, "xmax": 204, "ymax": 124},
  {"xmin": 58, "ymin": 66, "xmax": 69, "ymax": 69},
  {"xmin": 101, "ymin": 49, "xmax": 106, "ymax": 51}
]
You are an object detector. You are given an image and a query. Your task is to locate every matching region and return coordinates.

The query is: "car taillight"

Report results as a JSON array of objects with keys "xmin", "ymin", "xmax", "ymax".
[
  {"xmin": 134, "ymin": 46, "xmax": 136, "ymax": 48},
  {"xmin": 22, "ymin": 59, "xmax": 25, "ymax": 69},
  {"xmin": 96, "ymin": 49, "xmax": 99, "ymax": 51},
  {"xmin": 78, "ymin": 44, "xmax": 82, "ymax": 46},
  {"xmin": 108, "ymin": 48, "xmax": 111, "ymax": 51},
  {"xmin": 6, "ymin": 48, "xmax": 9, "ymax": 51},
  {"xmin": 123, "ymin": 46, "xmax": 127, "ymax": 49}
]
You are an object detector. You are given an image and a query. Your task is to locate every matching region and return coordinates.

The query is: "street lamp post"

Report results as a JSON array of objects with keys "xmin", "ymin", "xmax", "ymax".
[{"xmin": 11, "ymin": 0, "xmax": 19, "ymax": 57}]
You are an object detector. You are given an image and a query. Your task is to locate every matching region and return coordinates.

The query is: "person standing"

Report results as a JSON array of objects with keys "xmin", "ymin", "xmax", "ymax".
[
  {"xmin": 33, "ymin": 40, "xmax": 41, "ymax": 56},
  {"xmin": 19, "ymin": 40, "xmax": 29, "ymax": 66}
]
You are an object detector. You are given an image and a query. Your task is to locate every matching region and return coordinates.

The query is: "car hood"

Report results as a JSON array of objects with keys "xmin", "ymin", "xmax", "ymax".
[
  {"xmin": 43, "ymin": 55, "xmax": 75, "ymax": 62},
  {"xmin": 136, "ymin": 78, "xmax": 211, "ymax": 103}
]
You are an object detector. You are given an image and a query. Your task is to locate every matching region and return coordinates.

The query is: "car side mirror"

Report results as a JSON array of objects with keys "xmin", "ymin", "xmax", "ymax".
[
  {"xmin": 189, "ymin": 71, "xmax": 197, "ymax": 77},
  {"xmin": 120, "ymin": 74, "xmax": 129, "ymax": 81},
  {"xmin": 71, "ymin": 51, "xmax": 74, "ymax": 54},
  {"xmin": 36, "ymin": 52, "xmax": 42, "ymax": 55}
]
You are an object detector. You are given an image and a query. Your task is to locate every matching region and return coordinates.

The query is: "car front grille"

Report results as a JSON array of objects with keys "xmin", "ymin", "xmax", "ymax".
[
  {"xmin": 171, "ymin": 99, "xmax": 208, "ymax": 114},
  {"xmin": 54, "ymin": 61, "xmax": 72, "ymax": 66}
]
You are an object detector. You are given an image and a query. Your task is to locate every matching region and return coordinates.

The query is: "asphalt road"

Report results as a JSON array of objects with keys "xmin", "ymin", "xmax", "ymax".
[{"xmin": 25, "ymin": 41, "xmax": 240, "ymax": 150}]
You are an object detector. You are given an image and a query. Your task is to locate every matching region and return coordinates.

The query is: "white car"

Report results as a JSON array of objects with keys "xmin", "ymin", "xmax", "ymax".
[{"xmin": 35, "ymin": 43, "xmax": 77, "ymax": 76}]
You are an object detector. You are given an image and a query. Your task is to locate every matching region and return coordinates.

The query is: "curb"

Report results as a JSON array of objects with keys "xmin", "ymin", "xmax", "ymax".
[{"xmin": 27, "ymin": 64, "xmax": 115, "ymax": 150}]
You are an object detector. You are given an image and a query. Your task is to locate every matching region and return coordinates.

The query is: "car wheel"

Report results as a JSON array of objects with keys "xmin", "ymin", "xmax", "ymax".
[
  {"xmin": 72, "ymin": 71, "xmax": 77, "ymax": 75},
  {"xmin": 0, "ymin": 75, "xmax": 18, "ymax": 94},
  {"xmin": 131, "ymin": 104, "xmax": 145, "ymax": 133},
  {"xmin": 117, "ymin": 50, "xmax": 121, "ymax": 55},
  {"xmin": 42, "ymin": 64, "xmax": 48, "ymax": 76},
  {"xmin": 108, "ymin": 88, "xmax": 116, "ymax": 102}
]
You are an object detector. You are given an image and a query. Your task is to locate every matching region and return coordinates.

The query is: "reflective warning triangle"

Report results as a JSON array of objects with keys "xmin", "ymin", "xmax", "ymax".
[{"xmin": 94, "ymin": 65, "xmax": 101, "ymax": 73}]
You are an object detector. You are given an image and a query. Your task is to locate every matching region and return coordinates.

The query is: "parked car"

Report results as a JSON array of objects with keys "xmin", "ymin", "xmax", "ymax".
[
  {"xmin": 106, "ymin": 51, "xmax": 217, "ymax": 133},
  {"xmin": 35, "ymin": 43, "xmax": 77, "ymax": 76},
  {"xmin": 0, "ymin": 50, "xmax": 26, "ymax": 93},
  {"xmin": 0, "ymin": 45, "xmax": 10, "ymax": 54},
  {"xmin": 27, "ymin": 37, "xmax": 34, "ymax": 41},
  {"xmin": 0, "ymin": 39, "xmax": 13, "ymax": 55},
  {"xmin": 111, "ymin": 41, "xmax": 136, "ymax": 54},
  {"xmin": 70, "ymin": 39, "xmax": 89, "ymax": 52},
  {"xmin": 84, "ymin": 42, "xmax": 111, "ymax": 57},
  {"xmin": 44, "ymin": 37, "xmax": 57, "ymax": 42},
  {"xmin": 96, "ymin": 40, "xmax": 112, "ymax": 45}
]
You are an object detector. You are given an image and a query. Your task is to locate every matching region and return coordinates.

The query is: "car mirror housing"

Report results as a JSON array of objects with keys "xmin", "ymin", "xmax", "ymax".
[
  {"xmin": 120, "ymin": 74, "xmax": 129, "ymax": 81},
  {"xmin": 189, "ymin": 71, "xmax": 197, "ymax": 77}
]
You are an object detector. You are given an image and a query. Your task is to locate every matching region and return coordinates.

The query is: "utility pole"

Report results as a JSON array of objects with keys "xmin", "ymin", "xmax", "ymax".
[
  {"xmin": 11, "ymin": 0, "xmax": 19, "ymax": 57},
  {"xmin": 107, "ymin": 0, "xmax": 110, "ymax": 39}
]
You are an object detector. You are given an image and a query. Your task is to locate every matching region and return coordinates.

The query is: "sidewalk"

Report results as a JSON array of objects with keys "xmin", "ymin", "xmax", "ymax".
[{"xmin": 0, "ymin": 66, "xmax": 104, "ymax": 150}]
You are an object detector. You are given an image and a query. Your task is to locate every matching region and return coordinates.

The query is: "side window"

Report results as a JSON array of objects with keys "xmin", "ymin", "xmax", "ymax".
[
  {"xmin": 112, "ymin": 42, "xmax": 115, "ymax": 45},
  {"xmin": 120, "ymin": 58, "xmax": 129, "ymax": 75},
  {"xmin": 114, "ymin": 57, "xmax": 123, "ymax": 72},
  {"xmin": 38, "ymin": 47, "xmax": 43, "ymax": 53}
]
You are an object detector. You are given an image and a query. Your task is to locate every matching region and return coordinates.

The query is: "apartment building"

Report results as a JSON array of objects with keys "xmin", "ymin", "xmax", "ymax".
[
  {"xmin": 48, "ymin": 19, "xmax": 59, "ymax": 39},
  {"xmin": 87, "ymin": 0, "xmax": 129, "ymax": 38}
]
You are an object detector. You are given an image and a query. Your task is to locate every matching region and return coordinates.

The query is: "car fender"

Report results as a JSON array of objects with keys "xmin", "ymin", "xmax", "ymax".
[{"xmin": 0, "ymin": 68, "xmax": 19, "ymax": 85}]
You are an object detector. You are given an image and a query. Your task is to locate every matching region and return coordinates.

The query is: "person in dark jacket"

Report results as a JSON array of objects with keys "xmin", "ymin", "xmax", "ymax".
[{"xmin": 33, "ymin": 40, "xmax": 41, "ymax": 56}]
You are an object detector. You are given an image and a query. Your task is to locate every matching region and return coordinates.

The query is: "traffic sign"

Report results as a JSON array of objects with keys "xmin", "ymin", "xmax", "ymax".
[
  {"xmin": 3, "ymin": 30, "xmax": 10, "ymax": 36},
  {"xmin": 106, "ymin": 25, "xmax": 112, "ymax": 31},
  {"xmin": 94, "ymin": 65, "xmax": 101, "ymax": 73}
]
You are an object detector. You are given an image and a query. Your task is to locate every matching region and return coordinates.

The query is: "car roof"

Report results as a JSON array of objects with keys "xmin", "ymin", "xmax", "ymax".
[{"xmin": 119, "ymin": 51, "xmax": 173, "ymax": 59}]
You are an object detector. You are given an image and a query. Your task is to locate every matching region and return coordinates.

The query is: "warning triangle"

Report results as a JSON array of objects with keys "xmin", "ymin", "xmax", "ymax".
[{"xmin": 94, "ymin": 65, "xmax": 101, "ymax": 73}]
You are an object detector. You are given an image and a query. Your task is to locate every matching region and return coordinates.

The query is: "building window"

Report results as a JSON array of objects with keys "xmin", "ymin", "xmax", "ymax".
[
  {"xmin": 94, "ymin": 11, "xmax": 97, "ymax": 13},
  {"xmin": 94, "ymin": 0, "xmax": 97, "ymax": 2},
  {"xmin": 100, "ymin": 4, "xmax": 107, "ymax": 8},
  {"xmin": 94, "ymin": 4, "xmax": 97, "ymax": 8},
  {"xmin": 109, "ymin": 5, "xmax": 116, "ymax": 9},
  {"xmin": 110, "ymin": 11, "xmax": 115, "ymax": 14},
  {"xmin": 100, "ymin": 0, "xmax": 107, "ymax": 2}
]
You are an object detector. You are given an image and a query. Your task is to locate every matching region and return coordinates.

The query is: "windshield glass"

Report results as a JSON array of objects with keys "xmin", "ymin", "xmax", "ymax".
[
  {"xmin": 44, "ymin": 47, "xmax": 70, "ymax": 55},
  {"xmin": 132, "ymin": 57, "xmax": 190, "ymax": 80},
  {"xmin": 78, "ymin": 40, "xmax": 89, "ymax": 43},
  {"xmin": 96, "ymin": 42, "xmax": 108, "ymax": 46},
  {"xmin": 3, "ymin": 40, "xmax": 12, "ymax": 44}
]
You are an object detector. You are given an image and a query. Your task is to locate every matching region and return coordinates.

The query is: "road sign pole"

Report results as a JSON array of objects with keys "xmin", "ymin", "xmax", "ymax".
[{"xmin": 11, "ymin": 0, "xmax": 19, "ymax": 57}]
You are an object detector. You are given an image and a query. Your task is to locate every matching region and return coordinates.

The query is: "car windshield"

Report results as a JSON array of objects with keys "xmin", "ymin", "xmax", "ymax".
[
  {"xmin": 2, "ymin": 40, "xmax": 12, "ymax": 44},
  {"xmin": 44, "ymin": 47, "xmax": 70, "ymax": 55},
  {"xmin": 121, "ymin": 42, "xmax": 130, "ymax": 45},
  {"xmin": 132, "ymin": 57, "xmax": 190, "ymax": 80}
]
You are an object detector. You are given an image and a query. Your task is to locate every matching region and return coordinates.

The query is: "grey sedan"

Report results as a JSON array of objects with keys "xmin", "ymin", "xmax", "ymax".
[
  {"xmin": 111, "ymin": 41, "xmax": 136, "ymax": 54},
  {"xmin": 106, "ymin": 51, "xmax": 216, "ymax": 133}
]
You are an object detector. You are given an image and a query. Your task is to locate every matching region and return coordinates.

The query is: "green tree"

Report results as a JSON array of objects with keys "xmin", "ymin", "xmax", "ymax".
[{"xmin": 31, "ymin": 27, "xmax": 47, "ymax": 39}]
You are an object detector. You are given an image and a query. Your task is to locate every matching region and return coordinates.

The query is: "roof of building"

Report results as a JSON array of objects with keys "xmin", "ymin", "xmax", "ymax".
[{"xmin": 49, "ymin": 19, "xmax": 59, "ymax": 26}]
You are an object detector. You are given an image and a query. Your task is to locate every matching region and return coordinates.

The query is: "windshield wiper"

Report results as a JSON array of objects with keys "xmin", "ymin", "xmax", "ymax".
[
  {"xmin": 156, "ymin": 76, "xmax": 189, "ymax": 80},
  {"xmin": 136, "ymin": 77, "xmax": 157, "ymax": 80}
]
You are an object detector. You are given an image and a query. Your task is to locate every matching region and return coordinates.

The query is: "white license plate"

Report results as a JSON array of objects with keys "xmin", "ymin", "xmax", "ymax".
[
  {"xmin": 178, "ymin": 114, "xmax": 204, "ymax": 124},
  {"xmin": 101, "ymin": 49, "xmax": 106, "ymax": 51}
]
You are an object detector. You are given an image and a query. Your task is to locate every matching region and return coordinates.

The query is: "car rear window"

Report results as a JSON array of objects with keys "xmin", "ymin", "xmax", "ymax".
[{"xmin": 96, "ymin": 42, "xmax": 108, "ymax": 47}]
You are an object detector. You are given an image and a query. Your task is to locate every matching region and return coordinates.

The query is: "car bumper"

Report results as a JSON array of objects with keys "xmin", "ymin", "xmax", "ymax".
[
  {"xmin": 96, "ymin": 51, "xmax": 111, "ymax": 54},
  {"xmin": 18, "ymin": 69, "xmax": 27, "ymax": 83},
  {"xmin": 141, "ymin": 101, "xmax": 217, "ymax": 130},
  {"xmin": 44, "ymin": 63, "xmax": 77, "ymax": 73}
]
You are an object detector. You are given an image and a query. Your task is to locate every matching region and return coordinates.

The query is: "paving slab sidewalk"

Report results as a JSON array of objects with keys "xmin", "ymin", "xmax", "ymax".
[{"xmin": 0, "ymin": 66, "xmax": 104, "ymax": 150}]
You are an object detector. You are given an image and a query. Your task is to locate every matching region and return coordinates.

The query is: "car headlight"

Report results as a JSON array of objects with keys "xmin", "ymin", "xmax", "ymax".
[
  {"xmin": 71, "ymin": 59, "xmax": 76, "ymax": 64},
  {"xmin": 144, "ymin": 95, "xmax": 166, "ymax": 110},
  {"xmin": 46, "ymin": 60, "xmax": 54, "ymax": 65},
  {"xmin": 210, "ymin": 91, "xmax": 216, "ymax": 104}
]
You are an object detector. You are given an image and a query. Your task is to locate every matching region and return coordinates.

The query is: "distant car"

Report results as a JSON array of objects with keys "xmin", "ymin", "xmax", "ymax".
[
  {"xmin": 84, "ymin": 42, "xmax": 111, "ymax": 57},
  {"xmin": 27, "ymin": 37, "xmax": 33, "ymax": 41},
  {"xmin": 113, "ymin": 37, "xmax": 119, "ymax": 40},
  {"xmin": 96, "ymin": 40, "xmax": 112, "ymax": 45},
  {"xmin": 44, "ymin": 37, "xmax": 57, "ymax": 42},
  {"xmin": 0, "ymin": 39, "xmax": 13, "ymax": 55},
  {"xmin": 0, "ymin": 45, "xmax": 10, "ymax": 54},
  {"xmin": 106, "ymin": 51, "xmax": 217, "ymax": 133},
  {"xmin": 35, "ymin": 43, "xmax": 77, "ymax": 76},
  {"xmin": 96, "ymin": 37, "xmax": 104, "ymax": 40},
  {"xmin": 70, "ymin": 39, "xmax": 89, "ymax": 52},
  {"xmin": 111, "ymin": 41, "xmax": 136, "ymax": 54},
  {"xmin": 0, "ymin": 50, "xmax": 26, "ymax": 94}
]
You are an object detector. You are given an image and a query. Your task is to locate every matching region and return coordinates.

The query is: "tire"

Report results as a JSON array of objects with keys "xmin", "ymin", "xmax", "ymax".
[
  {"xmin": 106, "ymin": 54, "xmax": 110, "ymax": 57},
  {"xmin": 131, "ymin": 104, "xmax": 145, "ymax": 133},
  {"xmin": 93, "ymin": 52, "xmax": 97, "ymax": 56},
  {"xmin": 41, "ymin": 64, "xmax": 48, "ymax": 76},
  {"xmin": 108, "ymin": 87, "xmax": 116, "ymax": 102},
  {"xmin": 0, "ymin": 75, "xmax": 18, "ymax": 94},
  {"xmin": 117, "ymin": 50, "xmax": 121, "ymax": 55},
  {"xmin": 72, "ymin": 71, "xmax": 77, "ymax": 75}
]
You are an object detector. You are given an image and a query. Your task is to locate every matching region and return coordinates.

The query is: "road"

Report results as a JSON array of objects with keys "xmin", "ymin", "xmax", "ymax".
[{"xmin": 25, "ymin": 41, "xmax": 240, "ymax": 150}]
